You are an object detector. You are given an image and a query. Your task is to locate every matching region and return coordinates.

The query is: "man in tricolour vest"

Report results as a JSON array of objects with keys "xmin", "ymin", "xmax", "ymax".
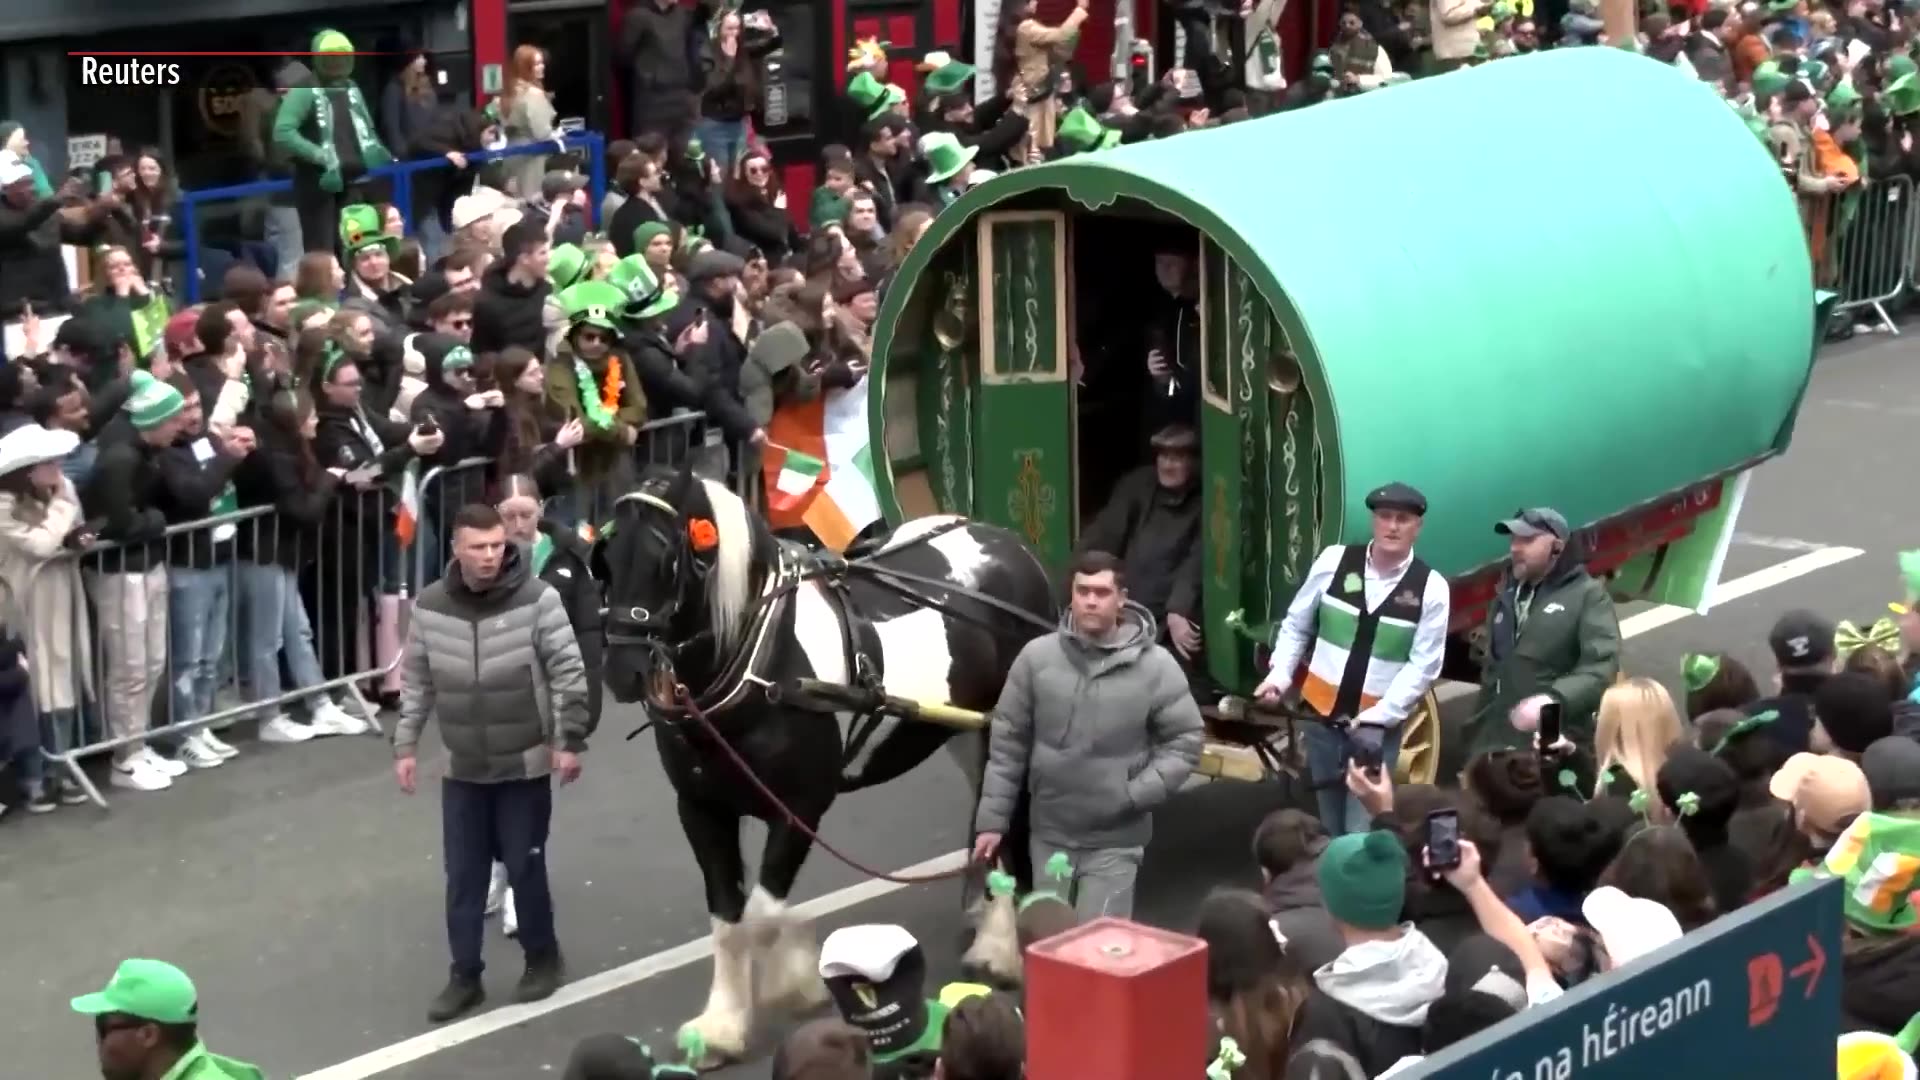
[{"xmin": 1255, "ymin": 483, "xmax": 1451, "ymax": 834}]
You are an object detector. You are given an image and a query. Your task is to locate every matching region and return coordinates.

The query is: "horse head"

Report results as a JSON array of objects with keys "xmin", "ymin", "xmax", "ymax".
[{"xmin": 593, "ymin": 462, "xmax": 762, "ymax": 707}]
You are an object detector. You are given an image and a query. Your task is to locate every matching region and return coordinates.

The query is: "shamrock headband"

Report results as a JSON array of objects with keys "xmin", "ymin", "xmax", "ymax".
[
  {"xmin": 1837, "ymin": 617, "xmax": 1901, "ymax": 659},
  {"xmin": 1682, "ymin": 653, "xmax": 1721, "ymax": 692},
  {"xmin": 1208, "ymin": 1037, "xmax": 1247, "ymax": 1079},
  {"xmin": 320, "ymin": 340, "xmax": 349, "ymax": 382},
  {"xmin": 1710, "ymin": 709, "xmax": 1777, "ymax": 757}
]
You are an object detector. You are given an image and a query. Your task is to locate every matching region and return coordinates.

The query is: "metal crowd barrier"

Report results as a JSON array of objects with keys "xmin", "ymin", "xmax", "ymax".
[
  {"xmin": 174, "ymin": 131, "xmax": 609, "ymax": 302},
  {"xmin": 45, "ymin": 492, "xmax": 417, "ymax": 809},
  {"xmin": 1798, "ymin": 175, "xmax": 1913, "ymax": 335}
]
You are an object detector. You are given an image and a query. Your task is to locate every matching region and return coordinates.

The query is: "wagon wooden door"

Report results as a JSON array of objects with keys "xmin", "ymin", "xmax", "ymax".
[
  {"xmin": 972, "ymin": 211, "xmax": 1075, "ymax": 568},
  {"xmin": 1197, "ymin": 238, "xmax": 1276, "ymax": 692}
]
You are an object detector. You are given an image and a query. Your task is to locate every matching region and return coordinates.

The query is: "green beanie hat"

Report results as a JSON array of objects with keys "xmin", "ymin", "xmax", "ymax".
[
  {"xmin": 631, "ymin": 221, "xmax": 673, "ymax": 257},
  {"xmin": 124, "ymin": 370, "xmax": 185, "ymax": 431},
  {"xmin": 1317, "ymin": 830, "xmax": 1408, "ymax": 930}
]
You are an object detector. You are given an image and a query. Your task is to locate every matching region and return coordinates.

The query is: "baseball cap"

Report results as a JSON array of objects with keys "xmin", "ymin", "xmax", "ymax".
[
  {"xmin": 0, "ymin": 150, "xmax": 31, "ymax": 187},
  {"xmin": 1495, "ymin": 507, "xmax": 1568, "ymax": 540},
  {"xmin": 1770, "ymin": 751, "xmax": 1870, "ymax": 832},
  {"xmin": 1768, "ymin": 609, "xmax": 1836, "ymax": 669},
  {"xmin": 1862, "ymin": 736, "xmax": 1920, "ymax": 810},
  {"xmin": 70, "ymin": 958, "xmax": 198, "ymax": 1024},
  {"xmin": 1582, "ymin": 886, "xmax": 1683, "ymax": 968}
]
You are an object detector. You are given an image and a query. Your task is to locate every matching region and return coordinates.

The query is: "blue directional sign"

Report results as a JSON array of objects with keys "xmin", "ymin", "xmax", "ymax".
[{"xmin": 1407, "ymin": 878, "xmax": 1842, "ymax": 1079}]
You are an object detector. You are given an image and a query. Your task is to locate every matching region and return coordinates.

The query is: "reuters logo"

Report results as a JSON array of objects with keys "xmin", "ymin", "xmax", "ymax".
[{"xmin": 199, "ymin": 63, "xmax": 258, "ymax": 138}]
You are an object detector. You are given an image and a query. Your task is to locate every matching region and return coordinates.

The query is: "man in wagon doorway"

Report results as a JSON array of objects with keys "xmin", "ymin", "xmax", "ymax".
[
  {"xmin": 1075, "ymin": 424, "xmax": 1203, "ymax": 669},
  {"xmin": 971, "ymin": 551, "xmax": 1204, "ymax": 920},
  {"xmin": 1255, "ymin": 483, "xmax": 1450, "ymax": 835}
]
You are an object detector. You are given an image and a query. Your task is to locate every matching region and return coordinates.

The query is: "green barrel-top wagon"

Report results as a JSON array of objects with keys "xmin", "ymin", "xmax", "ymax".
[{"xmin": 863, "ymin": 48, "xmax": 1830, "ymax": 784}]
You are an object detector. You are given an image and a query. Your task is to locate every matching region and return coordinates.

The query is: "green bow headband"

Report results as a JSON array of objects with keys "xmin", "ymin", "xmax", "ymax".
[
  {"xmin": 1682, "ymin": 653, "xmax": 1721, "ymax": 692},
  {"xmin": 1837, "ymin": 617, "xmax": 1901, "ymax": 659},
  {"xmin": 1711, "ymin": 709, "xmax": 1777, "ymax": 756}
]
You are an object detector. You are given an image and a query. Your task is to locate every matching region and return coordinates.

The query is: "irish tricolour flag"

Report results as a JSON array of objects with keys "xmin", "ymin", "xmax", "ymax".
[{"xmin": 762, "ymin": 377, "xmax": 882, "ymax": 552}]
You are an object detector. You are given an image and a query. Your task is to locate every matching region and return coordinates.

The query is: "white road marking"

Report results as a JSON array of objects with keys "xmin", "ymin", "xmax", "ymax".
[
  {"xmin": 1733, "ymin": 532, "xmax": 1834, "ymax": 553},
  {"xmin": 296, "ymin": 851, "xmax": 970, "ymax": 1080},
  {"xmin": 1617, "ymin": 545, "xmax": 1865, "ymax": 638},
  {"xmin": 305, "ymin": 546, "xmax": 1868, "ymax": 1077}
]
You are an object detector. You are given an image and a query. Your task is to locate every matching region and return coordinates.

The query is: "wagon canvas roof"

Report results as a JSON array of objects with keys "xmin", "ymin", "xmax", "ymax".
[{"xmin": 870, "ymin": 48, "xmax": 1818, "ymax": 579}]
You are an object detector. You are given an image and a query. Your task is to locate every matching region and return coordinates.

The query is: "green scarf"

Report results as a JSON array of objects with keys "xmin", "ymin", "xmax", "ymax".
[
  {"xmin": 307, "ymin": 83, "xmax": 391, "ymax": 188},
  {"xmin": 531, "ymin": 533, "xmax": 554, "ymax": 576}
]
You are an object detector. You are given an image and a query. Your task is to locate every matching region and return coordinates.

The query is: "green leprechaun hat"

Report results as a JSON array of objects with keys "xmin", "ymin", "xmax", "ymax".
[
  {"xmin": 1827, "ymin": 81, "xmax": 1864, "ymax": 123},
  {"xmin": 921, "ymin": 132, "xmax": 978, "ymax": 185},
  {"xmin": 548, "ymin": 242, "xmax": 588, "ymax": 291},
  {"xmin": 1887, "ymin": 73, "xmax": 1920, "ymax": 119},
  {"xmin": 559, "ymin": 280, "xmax": 630, "ymax": 335},
  {"xmin": 924, "ymin": 59, "xmax": 975, "ymax": 97},
  {"xmin": 1751, "ymin": 60, "xmax": 1790, "ymax": 98},
  {"xmin": 1056, "ymin": 106, "xmax": 1122, "ymax": 152},
  {"xmin": 604, "ymin": 255, "xmax": 676, "ymax": 321},
  {"xmin": 338, "ymin": 203, "xmax": 396, "ymax": 258},
  {"xmin": 846, "ymin": 71, "xmax": 886, "ymax": 111}
]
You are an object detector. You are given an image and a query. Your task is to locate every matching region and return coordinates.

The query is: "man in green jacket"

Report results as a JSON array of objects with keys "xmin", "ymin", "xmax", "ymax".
[
  {"xmin": 72, "ymin": 958, "xmax": 264, "ymax": 1080},
  {"xmin": 272, "ymin": 29, "xmax": 392, "ymax": 254},
  {"xmin": 1464, "ymin": 507, "xmax": 1621, "ymax": 761}
]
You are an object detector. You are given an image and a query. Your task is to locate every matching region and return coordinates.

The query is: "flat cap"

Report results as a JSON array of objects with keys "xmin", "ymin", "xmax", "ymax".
[
  {"xmin": 1364, "ymin": 482, "xmax": 1427, "ymax": 516},
  {"xmin": 686, "ymin": 249, "xmax": 746, "ymax": 282}
]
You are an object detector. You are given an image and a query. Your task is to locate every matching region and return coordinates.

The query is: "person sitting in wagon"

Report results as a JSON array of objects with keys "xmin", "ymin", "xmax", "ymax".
[
  {"xmin": 1254, "ymin": 482, "xmax": 1450, "ymax": 834},
  {"xmin": 1075, "ymin": 423, "xmax": 1202, "ymax": 667}
]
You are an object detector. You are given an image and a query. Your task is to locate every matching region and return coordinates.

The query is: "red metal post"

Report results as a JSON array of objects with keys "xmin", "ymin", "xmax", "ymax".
[{"xmin": 1024, "ymin": 917, "xmax": 1209, "ymax": 1080}]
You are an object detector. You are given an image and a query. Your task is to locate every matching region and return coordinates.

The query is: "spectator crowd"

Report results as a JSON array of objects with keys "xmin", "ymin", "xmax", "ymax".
[{"xmin": 5, "ymin": 0, "xmax": 1920, "ymax": 1076}]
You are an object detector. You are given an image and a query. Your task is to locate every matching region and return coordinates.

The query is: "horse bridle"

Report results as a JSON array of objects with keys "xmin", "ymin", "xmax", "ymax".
[{"xmin": 598, "ymin": 489, "xmax": 716, "ymax": 668}]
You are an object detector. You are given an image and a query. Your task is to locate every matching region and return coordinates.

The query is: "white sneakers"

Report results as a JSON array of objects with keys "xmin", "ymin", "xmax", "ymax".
[
  {"xmin": 309, "ymin": 700, "xmax": 371, "ymax": 737},
  {"xmin": 110, "ymin": 751, "xmax": 174, "ymax": 791},
  {"xmin": 258, "ymin": 714, "xmax": 316, "ymax": 744},
  {"xmin": 178, "ymin": 731, "xmax": 233, "ymax": 769}
]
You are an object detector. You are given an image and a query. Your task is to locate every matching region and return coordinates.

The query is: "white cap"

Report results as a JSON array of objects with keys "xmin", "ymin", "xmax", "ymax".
[
  {"xmin": 1582, "ymin": 886, "xmax": 1683, "ymax": 969},
  {"xmin": 0, "ymin": 151, "xmax": 32, "ymax": 188}
]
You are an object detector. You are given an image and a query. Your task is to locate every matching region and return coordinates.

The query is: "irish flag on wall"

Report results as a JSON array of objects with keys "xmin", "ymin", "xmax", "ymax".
[{"xmin": 762, "ymin": 378, "xmax": 882, "ymax": 552}]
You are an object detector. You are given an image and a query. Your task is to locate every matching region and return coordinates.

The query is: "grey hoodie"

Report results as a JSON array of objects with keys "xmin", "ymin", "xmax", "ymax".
[{"xmin": 974, "ymin": 601, "xmax": 1204, "ymax": 849}]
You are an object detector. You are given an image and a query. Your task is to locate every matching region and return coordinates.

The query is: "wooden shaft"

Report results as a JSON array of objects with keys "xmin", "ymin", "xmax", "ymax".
[{"xmin": 1603, "ymin": 0, "xmax": 1636, "ymax": 49}]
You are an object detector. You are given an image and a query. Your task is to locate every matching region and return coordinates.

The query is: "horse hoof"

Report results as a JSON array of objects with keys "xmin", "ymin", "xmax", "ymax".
[
  {"xmin": 678, "ymin": 1014, "xmax": 747, "ymax": 1070},
  {"xmin": 762, "ymin": 973, "xmax": 831, "ymax": 1014}
]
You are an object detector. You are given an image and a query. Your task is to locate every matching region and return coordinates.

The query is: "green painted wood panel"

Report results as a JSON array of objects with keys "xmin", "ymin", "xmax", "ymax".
[
  {"xmin": 914, "ymin": 238, "xmax": 977, "ymax": 515},
  {"xmin": 1198, "ymin": 239, "xmax": 1245, "ymax": 689},
  {"xmin": 972, "ymin": 213, "xmax": 1073, "ymax": 566},
  {"xmin": 1270, "ymin": 343, "xmax": 1322, "ymax": 608}
]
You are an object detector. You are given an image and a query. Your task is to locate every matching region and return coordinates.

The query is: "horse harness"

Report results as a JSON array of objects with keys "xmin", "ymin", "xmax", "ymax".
[{"xmin": 610, "ymin": 498, "xmax": 1054, "ymax": 762}]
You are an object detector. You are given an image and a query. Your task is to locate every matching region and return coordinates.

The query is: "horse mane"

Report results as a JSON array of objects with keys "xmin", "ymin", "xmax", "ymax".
[{"xmin": 697, "ymin": 476, "xmax": 756, "ymax": 653}]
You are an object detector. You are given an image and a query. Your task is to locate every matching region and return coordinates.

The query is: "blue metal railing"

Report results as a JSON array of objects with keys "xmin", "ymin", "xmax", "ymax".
[{"xmin": 176, "ymin": 131, "xmax": 607, "ymax": 301}]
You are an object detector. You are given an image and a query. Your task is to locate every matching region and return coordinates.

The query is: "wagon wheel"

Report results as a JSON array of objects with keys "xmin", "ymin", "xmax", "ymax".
[{"xmin": 1393, "ymin": 689, "xmax": 1443, "ymax": 786}]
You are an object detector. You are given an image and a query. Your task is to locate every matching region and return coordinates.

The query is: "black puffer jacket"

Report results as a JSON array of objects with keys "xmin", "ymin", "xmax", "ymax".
[
  {"xmin": 533, "ymin": 518, "xmax": 604, "ymax": 732},
  {"xmin": 471, "ymin": 263, "xmax": 551, "ymax": 356}
]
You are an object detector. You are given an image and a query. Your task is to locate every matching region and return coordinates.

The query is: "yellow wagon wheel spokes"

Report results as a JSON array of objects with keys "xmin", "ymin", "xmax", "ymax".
[{"xmin": 1393, "ymin": 689, "xmax": 1443, "ymax": 786}]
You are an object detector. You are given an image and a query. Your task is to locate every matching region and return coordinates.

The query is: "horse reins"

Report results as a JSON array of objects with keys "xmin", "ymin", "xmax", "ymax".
[{"xmin": 670, "ymin": 682, "xmax": 982, "ymax": 885}]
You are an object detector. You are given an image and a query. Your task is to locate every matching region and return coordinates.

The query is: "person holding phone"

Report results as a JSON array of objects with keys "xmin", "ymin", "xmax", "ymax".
[
  {"xmin": 1463, "ymin": 507, "xmax": 1621, "ymax": 765},
  {"xmin": 1255, "ymin": 482, "xmax": 1451, "ymax": 834}
]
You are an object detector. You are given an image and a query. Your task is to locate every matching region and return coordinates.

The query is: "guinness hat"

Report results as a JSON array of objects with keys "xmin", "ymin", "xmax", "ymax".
[{"xmin": 1364, "ymin": 482, "xmax": 1427, "ymax": 516}]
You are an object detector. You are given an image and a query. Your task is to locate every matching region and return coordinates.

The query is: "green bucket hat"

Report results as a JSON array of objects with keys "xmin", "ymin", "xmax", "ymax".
[
  {"xmin": 548, "ymin": 242, "xmax": 587, "ymax": 291},
  {"xmin": 1801, "ymin": 59, "xmax": 1830, "ymax": 87},
  {"xmin": 1752, "ymin": 60, "xmax": 1789, "ymax": 97},
  {"xmin": 1887, "ymin": 73, "xmax": 1920, "ymax": 118},
  {"xmin": 1791, "ymin": 812, "xmax": 1920, "ymax": 933},
  {"xmin": 924, "ymin": 61, "xmax": 975, "ymax": 97},
  {"xmin": 72, "ymin": 959, "xmax": 198, "ymax": 1024},
  {"xmin": 338, "ymin": 202, "xmax": 395, "ymax": 258},
  {"xmin": 605, "ymin": 256, "xmax": 677, "ymax": 321},
  {"xmin": 123, "ymin": 370, "xmax": 184, "ymax": 431},
  {"xmin": 921, "ymin": 131, "xmax": 978, "ymax": 185},
  {"xmin": 560, "ymin": 280, "xmax": 631, "ymax": 335}
]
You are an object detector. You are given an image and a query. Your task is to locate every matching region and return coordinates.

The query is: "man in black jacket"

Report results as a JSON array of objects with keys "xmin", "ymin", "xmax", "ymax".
[
  {"xmin": 81, "ymin": 371, "xmax": 196, "ymax": 793},
  {"xmin": 620, "ymin": 0, "xmax": 708, "ymax": 146},
  {"xmin": 1074, "ymin": 424, "xmax": 1202, "ymax": 663},
  {"xmin": 471, "ymin": 220, "xmax": 552, "ymax": 356},
  {"xmin": 0, "ymin": 157, "xmax": 101, "ymax": 345}
]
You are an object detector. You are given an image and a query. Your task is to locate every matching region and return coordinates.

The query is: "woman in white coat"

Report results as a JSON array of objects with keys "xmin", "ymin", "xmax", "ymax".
[{"xmin": 0, "ymin": 424, "xmax": 98, "ymax": 810}]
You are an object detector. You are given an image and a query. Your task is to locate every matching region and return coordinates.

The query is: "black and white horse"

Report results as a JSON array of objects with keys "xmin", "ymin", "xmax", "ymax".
[{"xmin": 592, "ymin": 465, "xmax": 1053, "ymax": 1066}]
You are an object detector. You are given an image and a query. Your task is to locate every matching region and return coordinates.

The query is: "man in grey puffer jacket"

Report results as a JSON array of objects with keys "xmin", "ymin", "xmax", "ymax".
[
  {"xmin": 972, "ymin": 550, "xmax": 1204, "ymax": 920},
  {"xmin": 394, "ymin": 503, "xmax": 590, "ymax": 1023}
]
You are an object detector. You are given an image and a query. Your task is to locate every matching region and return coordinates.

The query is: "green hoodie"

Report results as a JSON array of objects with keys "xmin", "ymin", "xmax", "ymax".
[{"xmin": 271, "ymin": 30, "xmax": 392, "ymax": 193}]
